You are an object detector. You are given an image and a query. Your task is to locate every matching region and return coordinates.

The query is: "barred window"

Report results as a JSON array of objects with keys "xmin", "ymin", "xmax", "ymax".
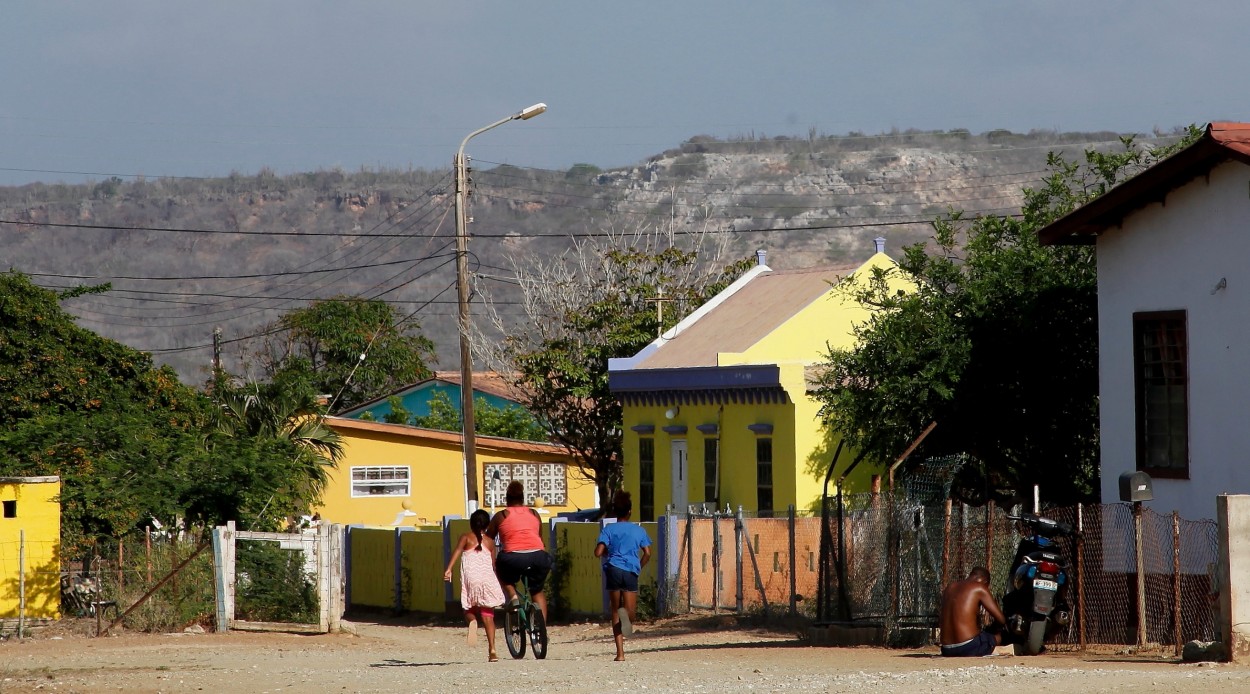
[
  {"xmin": 1134, "ymin": 311, "xmax": 1189, "ymax": 478},
  {"xmin": 756, "ymin": 438, "xmax": 773, "ymax": 517},
  {"xmin": 350, "ymin": 466, "xmax": 410, "ymax": 497},
  {"xmin": 639, "ymin": 438, "xmax": 655, "ymax": 522},
  {"xmin": 704, "ymin": 438, "xmax": 719, "ymax": 505},
  {"xmin": 483, "ymin": 462, "xmax": 567, "ymax": 507}
]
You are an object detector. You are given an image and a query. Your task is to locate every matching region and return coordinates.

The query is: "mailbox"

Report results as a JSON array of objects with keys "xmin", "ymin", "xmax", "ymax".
[{"xmin": 1118, "ymin": 471, "xmax": 1154, "ymax": 503}]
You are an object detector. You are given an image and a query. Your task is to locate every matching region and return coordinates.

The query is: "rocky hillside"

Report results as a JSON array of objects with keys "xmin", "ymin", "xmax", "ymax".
[{"xmin": 0, "ymin": 128, "xmax": 1177, "ymax": 384}]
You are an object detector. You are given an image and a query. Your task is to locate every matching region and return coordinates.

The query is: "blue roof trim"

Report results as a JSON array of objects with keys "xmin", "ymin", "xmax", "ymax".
[{"xmin": 609, "ymin": 365, "xmax": 781, "ymax": 393}]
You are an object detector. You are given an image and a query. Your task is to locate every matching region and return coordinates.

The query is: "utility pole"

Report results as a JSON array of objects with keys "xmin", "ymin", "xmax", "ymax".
[
  {"xmin": 454, "ymin": 148, "xmax": 481, "ymax": 514},
  {"xmin": 646, "ymin": 287, "xmax": 674, "ymax": 338},
  {"xmin": 212, "ymin": 327, "xmax": 222, "ymax": 385},
  {"xmin": 453, "ymin": 103, "xmax": 547, "ymax": 516}
]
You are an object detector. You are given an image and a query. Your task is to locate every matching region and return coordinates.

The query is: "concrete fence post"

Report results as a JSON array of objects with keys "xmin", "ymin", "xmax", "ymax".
[{"xmin": 1216, "ymin": 494, "xmax": 1250, "ymax": 661}]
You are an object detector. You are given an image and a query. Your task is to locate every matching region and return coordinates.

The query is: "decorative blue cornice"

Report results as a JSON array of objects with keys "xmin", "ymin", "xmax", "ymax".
[{"xmin": 609, "ymin": 365, "xmax": 789, "ymax": 406}]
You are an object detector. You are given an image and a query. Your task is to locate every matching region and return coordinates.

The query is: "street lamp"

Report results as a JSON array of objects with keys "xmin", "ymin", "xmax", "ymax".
[{"xmin": 454, "ymin": 102, "xmax": 547, "ymax": 516}]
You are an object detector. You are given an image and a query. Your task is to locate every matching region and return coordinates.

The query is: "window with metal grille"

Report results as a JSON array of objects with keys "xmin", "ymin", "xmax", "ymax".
[
  {"xmin": 704, "ymin": 438, "xmax": 719, "ymax": 505},
  {"xmin": 756, "ymin": 437, "xmax": 773, "ymax": 517},
  {"xmin": 350, "ymin": 466, "xmax": 410, "ymax": 497},
  {"xmin": 1134, "ymin": 311, "xmax": 1189, "ymax": 478},
  {"xmin": 639, "ymin": 438, "xmax": 655, "ymax": 522},
  {"xmin": 482, "ymin": 462, "xmax": 568, "ymax": 507}
]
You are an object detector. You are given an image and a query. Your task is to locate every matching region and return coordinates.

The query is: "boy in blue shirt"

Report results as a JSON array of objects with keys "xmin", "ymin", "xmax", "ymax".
[{"xmin": 594, "ymin": 490, "xmax": 652, "ymax": 661}]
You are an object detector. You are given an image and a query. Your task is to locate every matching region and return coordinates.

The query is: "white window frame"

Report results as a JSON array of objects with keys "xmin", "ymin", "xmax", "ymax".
[{"xmin": 350, "ymin": 465, "xmax": 411, "ymax": 497}]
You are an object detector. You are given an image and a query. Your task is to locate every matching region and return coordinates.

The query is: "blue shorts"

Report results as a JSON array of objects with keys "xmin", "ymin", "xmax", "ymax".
[
  {"xmin": 604, "ymin": 564, "xmax": 639, "ymax": 592},
  {"xmin": 940, "ymin": 629, "xmax": 997, "ymax": 657}
]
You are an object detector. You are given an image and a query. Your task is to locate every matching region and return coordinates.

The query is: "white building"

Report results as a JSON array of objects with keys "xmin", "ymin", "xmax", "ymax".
[{"xmin": 1038, "ymin": 122, "xmax": 1250, "ymax": 521}]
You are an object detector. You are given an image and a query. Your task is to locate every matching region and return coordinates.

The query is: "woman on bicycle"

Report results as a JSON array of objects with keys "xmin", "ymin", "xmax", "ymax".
[
  {"xmin": 594, "ymin": 490, "xmax": 651, "ymax": 661},
  {"xmin": 486, "ymin": 481, "xmax": 552, "ymax": 621}
]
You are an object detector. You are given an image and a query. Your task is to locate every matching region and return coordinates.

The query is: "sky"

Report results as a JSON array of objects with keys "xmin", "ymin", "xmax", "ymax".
[{"xmin": 3, "ymin": 1, "xmax": 1250, "ymax": 187}]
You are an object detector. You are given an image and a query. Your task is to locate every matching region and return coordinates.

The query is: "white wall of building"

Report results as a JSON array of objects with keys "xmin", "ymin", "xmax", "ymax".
[{"xmin": 1097, "ymin": 160, "xmax": 1250, "ymax": 521}]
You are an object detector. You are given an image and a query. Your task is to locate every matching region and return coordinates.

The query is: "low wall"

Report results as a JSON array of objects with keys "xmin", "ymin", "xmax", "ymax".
[{"xmin": 346, "ymin": 518, "xmax": 659, "ymax": 618}]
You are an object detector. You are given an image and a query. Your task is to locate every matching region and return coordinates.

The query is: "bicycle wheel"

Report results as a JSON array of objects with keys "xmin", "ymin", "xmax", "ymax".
[
  {"xmin": 528, "ymin": 607, "xmax": 548, "ymax": 660},
  {"xmin": 503, "ymin": 607, "xmax": 527, "ymax": 659}
]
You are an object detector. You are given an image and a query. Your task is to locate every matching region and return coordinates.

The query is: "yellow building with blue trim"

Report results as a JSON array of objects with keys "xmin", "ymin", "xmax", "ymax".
[
  {"xmin": 0, "ymin": 476, "xmax": 61, "ymax": 621},
  {"xmin": 317, "ymin": 417, "xmax": 597, "ymax": 526},
  {"xmin": 609, "ymin": 245, "xmax": 906, "ymax": 519}
]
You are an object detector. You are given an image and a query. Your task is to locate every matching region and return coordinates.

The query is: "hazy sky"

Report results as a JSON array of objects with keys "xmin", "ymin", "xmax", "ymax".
[{"xmin": 3, "ymin": 1, "xmax": 1248, "ymax": 186}]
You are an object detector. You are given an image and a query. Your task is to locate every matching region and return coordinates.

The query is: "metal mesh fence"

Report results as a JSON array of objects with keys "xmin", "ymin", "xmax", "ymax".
[
  {"xmin": 61, "ymin": 533, "xmax": 215, "ymax": 633},
  {"xmin": 654, "ymin": 468, "xmax": 1219, "ymax": 655},
  {"xmin": 813, "ymin": 495, "xmax": 1218, "ymax": 651}
]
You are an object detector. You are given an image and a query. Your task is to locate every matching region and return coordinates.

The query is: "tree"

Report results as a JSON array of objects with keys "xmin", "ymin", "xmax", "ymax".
[
  {"xmin": 0, "ymin": 272, "xmax": 345, "ymax": 551},
  {"xmin": 249, "ymin": 297, "xmax": 437, "ymax": 413},
  {"xmin": 205, "ymin": 381, "xmax": 343, "ymax": 528},
  {"xmin": 814, "ymin": 130, "xmax": 1202, "ymax": 506},
  {"xmin": 482, "ymin": 228, "xmax": 753, "ymax": 502}
]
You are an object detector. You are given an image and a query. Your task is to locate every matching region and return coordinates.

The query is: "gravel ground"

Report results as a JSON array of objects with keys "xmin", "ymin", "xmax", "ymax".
[{"xmin": 1, "ymin": 614, "xmax": 1247, "ymax": 693}]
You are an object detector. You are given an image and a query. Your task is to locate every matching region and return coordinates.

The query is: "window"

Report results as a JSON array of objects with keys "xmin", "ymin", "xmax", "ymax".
[
  {"xmin": 1134, "ymin": 311, "xmax": 1189, "ymax": 477},
  {"xmin": 703, "ymin": 438, "xmax": 719, "ymax": 505},
  {"xmin": 482, "ymin": 462, "xmax": 567, "ymax": 507},
  {"xmin": 756, "ymin": 438, "xmax": 773, "ymax": 517},
  {"xmin": 639, "ymin": 438, "xmax": 655, "ymax": 522},
  {"xmin": 2, "ymin": 500, "xmax": 15, "ymax": 518},
  {"xmin": 350, "ymin": 466, "xmax": 410, "ymax": 497}
]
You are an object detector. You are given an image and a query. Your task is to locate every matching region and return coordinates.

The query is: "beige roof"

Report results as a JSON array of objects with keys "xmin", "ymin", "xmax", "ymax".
[{"xmin": 636, "ymin": 263, "xmax": 860, "ymax": 369}]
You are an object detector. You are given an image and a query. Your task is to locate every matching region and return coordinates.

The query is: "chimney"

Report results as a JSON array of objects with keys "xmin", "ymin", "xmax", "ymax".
[
  {"xmin": 756, "ymin": 249, "xmax": 768, "ymax": 266},
  {"xmin": 873, "ymin": 237, "xmax": 886, "ymax": 254}
]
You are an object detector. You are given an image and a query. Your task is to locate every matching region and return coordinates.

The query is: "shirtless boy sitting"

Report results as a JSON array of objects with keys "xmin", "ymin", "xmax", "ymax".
[{"xmin": 938, "ymin": 566, "xmax": 1008, "ymax": 657}]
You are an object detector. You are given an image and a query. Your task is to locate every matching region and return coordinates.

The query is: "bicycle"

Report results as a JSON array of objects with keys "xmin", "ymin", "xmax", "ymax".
[{"xmin": 502, "ymin": 574, "xmax": 548, "ymax": 659}]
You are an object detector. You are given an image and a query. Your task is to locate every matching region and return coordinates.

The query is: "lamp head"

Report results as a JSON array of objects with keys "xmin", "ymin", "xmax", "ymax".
[{"xmin": 517, "ymin": 103, "xmax": 547, "ymax": 120}]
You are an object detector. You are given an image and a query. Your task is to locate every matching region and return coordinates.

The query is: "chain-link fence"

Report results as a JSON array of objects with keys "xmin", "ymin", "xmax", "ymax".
[
  {"xmin": 662, "ymin": 451, "xmax": 1219, "ymax": 653},
  {"xmin": 812, "ymin": 492, "xmax": 1218, "ymax": 652}
]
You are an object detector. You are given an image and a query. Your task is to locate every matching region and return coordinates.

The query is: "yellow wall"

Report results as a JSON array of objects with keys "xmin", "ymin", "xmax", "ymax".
[
  {"xmin": 401, "ymin": 528, "xmax": 446, "ymax": 613},
  {"xmin": 554, "ymin": 521, "xmax": 658, "ymax": 616},
  {"xmin": 0, "ymin": 477, "xmax": 61, "ymax": 620},
  {"xmin": 315, "ymin": 424, "xmax": 596, "ymax": 526}
]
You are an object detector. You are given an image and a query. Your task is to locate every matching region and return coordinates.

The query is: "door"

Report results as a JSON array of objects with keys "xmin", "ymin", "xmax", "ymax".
[{"xmin": 670, "ymin": 439, "xmax": 688, "ymax": 514}]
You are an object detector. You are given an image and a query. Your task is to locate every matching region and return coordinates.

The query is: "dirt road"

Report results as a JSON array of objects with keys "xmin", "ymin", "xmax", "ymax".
[{"xmin": 1, "ymin": 615, "xmax": 1246, "ymax": 693}]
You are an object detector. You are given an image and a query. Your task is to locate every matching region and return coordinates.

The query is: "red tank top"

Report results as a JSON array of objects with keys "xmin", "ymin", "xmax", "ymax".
[{"xmin": 498, "ymin": 507, "xmax": 544, "ymax": 552}]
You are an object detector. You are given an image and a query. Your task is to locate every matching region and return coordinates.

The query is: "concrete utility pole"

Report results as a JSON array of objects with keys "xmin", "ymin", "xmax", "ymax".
[{"xmin": 453, "ymin": 103, "xmax": 547, "ymax": 516}]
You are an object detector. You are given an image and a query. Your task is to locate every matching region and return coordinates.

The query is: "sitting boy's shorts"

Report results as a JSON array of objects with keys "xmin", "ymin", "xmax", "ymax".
[{"xmin": 939, "ymin": 629, "xmax": 997, "ymax": 657}]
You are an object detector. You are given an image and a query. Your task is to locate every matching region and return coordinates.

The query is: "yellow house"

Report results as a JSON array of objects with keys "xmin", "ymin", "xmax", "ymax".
[
  {"xmin": 0, "ymin": 476, "xmax": 61, "ymax": 621},
  {"xmin": 608, "ymin": 245, "xmax": 908, "ymax": 520},
  {"xmin": 316, "ymin": 417, "xmax": 597, "ymax": 525}
]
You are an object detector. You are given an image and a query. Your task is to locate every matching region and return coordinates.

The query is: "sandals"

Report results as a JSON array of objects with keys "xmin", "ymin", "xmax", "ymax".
[
  {"xmin": 617, "ymin": 607, "xmax": 633, "ymax": 637},
  {"xmin": 488, "ymin": 651, "xmax": 498, "ymax": 662}
]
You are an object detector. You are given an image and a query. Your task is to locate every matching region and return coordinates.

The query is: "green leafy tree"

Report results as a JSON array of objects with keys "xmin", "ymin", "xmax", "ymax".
[
  {"xmin": 206, "ymin": 382, "xmax": 343, "ymax": 528},
  {"xmin": 0, "ymin": 272, "xmax": 209, "ymax": 552},
  {"xmin": 814, "ymin": 130, "xmax": 1202, "ymax": 506},
  {"xmin": 0, "ymin": 272, "xmax": 346, "ymax": 551},
  {"xmin": 252, "ymin": 297, "xmax": 436, "ymax": 413},
  {"xmin": 483, "ymin": 231, "xmax": 753, "ymax": 502}
]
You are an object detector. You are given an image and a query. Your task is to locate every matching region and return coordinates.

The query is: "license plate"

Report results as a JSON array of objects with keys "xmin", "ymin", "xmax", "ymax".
[{"xmin": 1033, "ymin": 578, "xmax": 1057, "ymax": 591}]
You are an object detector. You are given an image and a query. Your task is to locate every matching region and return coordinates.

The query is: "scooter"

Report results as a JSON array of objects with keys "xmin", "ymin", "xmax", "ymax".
[{"xmin": 1002, "ymin": 512, "xmax": 1075, "ymax": 655}]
